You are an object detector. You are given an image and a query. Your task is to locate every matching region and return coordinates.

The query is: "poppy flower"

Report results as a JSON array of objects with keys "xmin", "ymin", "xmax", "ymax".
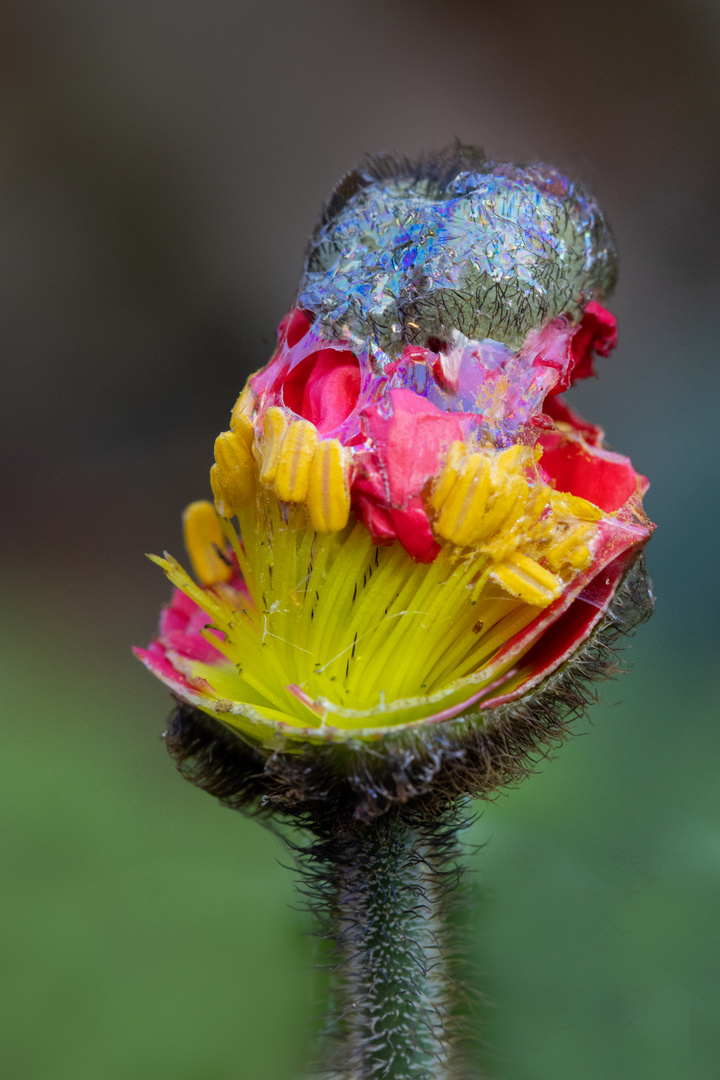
[
  {"xmin": 136, "ymin": 149, "xmax": 656, "ymax": 1080},
  {"xmin": 137, "ymin": 148, "xmax": 653, "ymax": 814}
]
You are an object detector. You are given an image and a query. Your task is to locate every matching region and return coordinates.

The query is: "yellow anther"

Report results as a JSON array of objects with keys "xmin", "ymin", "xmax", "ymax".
[
  {"xmin": 464, "ymin": 444, "xmax": 532, "ymax": 545},
  {"xmin": 259, "ymin": 406, "xmax": 288, "ymax": 484},
  {"xmin": 182, "ymin": 500, "xmax": 233, "ymax": 586},
  {"xmin": 307, "ymin": 439, "xmax": 351, "ymax": 532},
  {"xmin": 482, "ymin": 483, "xmax": 551, "ymax": 562},
  {"xmin": 211, "ymin": 428, "xmax": 256, "ymax": 517},
  {"xmin": 545, "ymin": 522, "xmax": 595, "ymax": 572},
  {"xmin": 274, "ymin": 419, "xmax": 318, "ymax": 503},
  {"xmin": 527, "ymin": 485, "xmax": 555, "ymax": 536},
  {"xmin": 230, "ymin": 411, "xmax": 254, "ymax": 452},
  {"xmin": 550, "ymin": 491, "xmax": 603, "ymax": 521},
  {"xmin": 230, "ymin": 384, "xmax": 256, "ymax": 430},
  {"xmin": 429, "ymin": 440, "xmax": 601, "ymax": 584},
  {"xmin": 567, "ymin": 543, "xmax": 593, "ymax": 570},
  {"xmin": 435, "ymin": 453, "xmax": 492, "ymax": 547},
  {"xmin": 491, "ymin": 551, "xmax": 563, "ymax": 607},
  {"xmin": 473, "ymin": 473, "xmax": 529, "ymax": 543},
  {"xmin": 492, "ymin": 444, "xmax": 528, "ymax": 479},
  {"xmin": 428, "ymin": 441, "xmax": 466, "ymax": 513}
]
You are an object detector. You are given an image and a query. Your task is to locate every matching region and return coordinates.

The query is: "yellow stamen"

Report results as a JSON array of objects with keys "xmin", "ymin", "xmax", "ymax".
[
  {"xmin": 435, "ymin": 453, "xmax": 492, "ymax": 546},
  {"xmin": 494, "ymin": 444, "xmax": 527, "ymax": 473},
  {"xmin": 274, "ymin": 419, "xmax": 318, "ymax": 502},
  {"xmin": 474, "ymin": 473, "xmax": 529, "ymax": 543},
  {"xmin": 545, "ymin": 522, "xmax": 595, "ymax": 572},
  {"xmin": 491, "ymin": 551, "xmax": 562, "ymax": 607},
  {"xmin": 307, "ymin": 438, "xmax": 351, "ymax": 532},
  {"xmin": 428, "ymin": 441, "xmax": 466, "ymax": 513},
  {"xmin": 152, "ymin": 476, "xmax": 600, "ymax": 739},
  {"xmin": 550, "ymin": 491, "xmax": 603, "ymax": 521},
  {"xmin": 426, "ymin": 439, "xmax": 604, "ymax": 605},
  {"xmin": 182, "ymin": 500, "xmax": 233, "ymax": 586},
  {"xmin": 482, "ymin": 482, "xmax": 550, "ymax": 562},
  {"xmin": 230, "ymin": 384, "xmax": 256, "ymax": 429},
  {"xmin": 211, "ymin": 428, "xmax": 256, "ymax": 517},
  {"xmin": 259, "ymin": 406, "xmax": 288, "ymax": 484}
]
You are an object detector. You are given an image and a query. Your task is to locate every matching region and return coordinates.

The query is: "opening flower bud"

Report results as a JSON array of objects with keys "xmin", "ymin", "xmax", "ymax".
[{"xmin": 137, "ymin": 147, "xmax": 654, "ymax": 811}]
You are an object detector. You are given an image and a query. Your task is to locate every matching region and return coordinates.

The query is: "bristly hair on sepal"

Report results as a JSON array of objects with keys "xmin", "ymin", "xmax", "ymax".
[
  {"xmin": 315, "ymin": 143, "xmax": 490, "ymax": 232},
  {"xmin": 163, "ymin": 551, "xmax": 653, "ymax": 827}
]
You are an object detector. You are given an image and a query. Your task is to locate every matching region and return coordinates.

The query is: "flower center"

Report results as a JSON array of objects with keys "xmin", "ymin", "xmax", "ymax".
[{"xmin": 153, "ymin": 460, "xmax": 603, "ymax": 736}]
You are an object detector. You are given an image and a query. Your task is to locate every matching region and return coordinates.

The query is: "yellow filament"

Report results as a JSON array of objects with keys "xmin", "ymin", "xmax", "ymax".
[
  {"xmin": 182, "ymin": 500, "xmax": 233, "ymax": 586},
  {"xmin": 307, "ymin": 439, "xmax": 351, "ymax": 532},
  {"xmin": 211, "ymin": 428, "xmax": 256, "ymax": 517},
  {"xmin": 259, "ymin": 406, "xmax": 288, "ymax": 484},
  {"xmin": 274, "ymin": 419, "xmax": 318, "ymax": 502}
]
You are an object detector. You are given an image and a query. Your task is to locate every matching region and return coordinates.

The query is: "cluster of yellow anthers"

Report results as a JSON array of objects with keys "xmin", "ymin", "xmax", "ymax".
[
  {"xmin": 211, "ymin": 389, "xmax": 351, "ymax": 535},
  {"xmin": 429, "ymin": 443, "xmax": 603, "ymax": 606},
  {"xmin": 206, "ymin": 387, "xmax": 602, "ymax": 611}
]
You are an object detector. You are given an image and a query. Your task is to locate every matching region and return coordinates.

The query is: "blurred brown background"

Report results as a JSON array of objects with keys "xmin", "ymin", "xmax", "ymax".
[{"xmin": 1, "ymin": 2, "xmax": 718, "ymax": 1079}]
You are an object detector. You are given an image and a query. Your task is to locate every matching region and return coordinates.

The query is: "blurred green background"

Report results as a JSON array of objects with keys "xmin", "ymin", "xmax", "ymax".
[{"xmin": 1, "ymin": 1, "xmax": 718, "ymax": 1078}]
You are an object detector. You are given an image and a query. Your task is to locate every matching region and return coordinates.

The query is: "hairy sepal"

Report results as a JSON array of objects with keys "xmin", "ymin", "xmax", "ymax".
[{"xmin": 163, "ymin": 552, "xmax": 653, "ymax": 823}]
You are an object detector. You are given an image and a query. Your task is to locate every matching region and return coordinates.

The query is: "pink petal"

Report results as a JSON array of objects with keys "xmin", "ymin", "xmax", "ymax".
[
  {"xmin": 359, "ymin": 389, "xmax": 464, "ymax": 506},
  {"xmin": 276, "ymin": 308, "xmax": 312, "ymax": 347},
  {"xmin": 282, "ymin": 348, "xmax": 361, "ymax": 433},
  {"xmin": 539, "ymin": 433, "xmax": 643, "ymax": 513}
]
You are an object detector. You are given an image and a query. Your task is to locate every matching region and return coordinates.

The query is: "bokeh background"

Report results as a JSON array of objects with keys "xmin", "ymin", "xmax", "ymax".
[{"xmin": 1, "ymin": 1, "xmax": 719, "ymax": 1077}]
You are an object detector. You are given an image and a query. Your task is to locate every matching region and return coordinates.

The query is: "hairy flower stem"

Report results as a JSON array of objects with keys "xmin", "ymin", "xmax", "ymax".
[{"xmin": 300, "ymin": 805, "xmax": 468, "ymax": 1080}]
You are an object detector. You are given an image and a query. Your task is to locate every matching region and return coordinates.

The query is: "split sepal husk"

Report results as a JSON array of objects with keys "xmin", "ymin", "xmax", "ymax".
[{"xmin": 163, "ymin": 550, "xmax": 653, "ymax": 823}]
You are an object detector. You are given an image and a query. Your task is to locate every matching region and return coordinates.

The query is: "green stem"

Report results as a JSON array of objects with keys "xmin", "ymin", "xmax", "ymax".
[{"xmin": 305, "ymin": 805, "xmax": 467, "ymax": 1080}]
